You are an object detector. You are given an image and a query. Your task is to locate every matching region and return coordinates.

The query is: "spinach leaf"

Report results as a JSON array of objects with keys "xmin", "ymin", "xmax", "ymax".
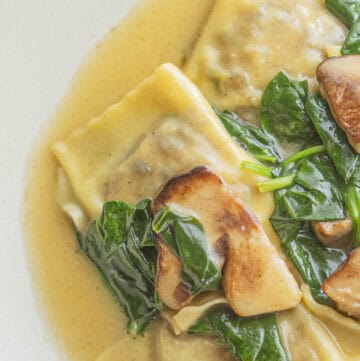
[
  {"xmin": 342, "ymin": 20, "xmax": 360, "ymax": 54},
  {"xmin": 133, "ymin": 197, "xmax": 156, "ymax": 248},
  {"xmin": 326, "ymin": 0, "xmax": 360, "ymax": 27},
  {"xmin": 79, "ymin": 199, "xmax": 159, "ymax": 335},
  {"xmin": 271, "ymin": 154, "xmax": 346, "ymax": 221},
  {"xmin": 305, "ymin": 93, "xmax": 359, "ymax": 182},
  {"xmin": 272, "ymin": 221, "xmax": 347, "ymax": 305},
  {"xmin": 216, "ymin": 109, "xmax": 280, "ymax": 163},
  {"xmin": 261, "ymin": 72, "xmax": 320, "ymax": 153},
  {"xmin": 306, "ymin": 93, "xmax": 360, "ymax": 248},
  {"xmin": 189, "ymin": 305, "xmax": 289, "ymax": 361},
  {"xmin": 326, "ymin": 0, "xmax": 360, "ymax": 55},
  {"xmin": 284, "ymin": 155, "xmax": 345, "ymax": 220},
  {"xmin": 270, "ymin": 154, "xmax": 347, "ymax": 303},
  {"xmin": 153, "ymin": 206, "xmax": 222, "ymax": 295},
  {"xmin": 293, "ymin": 156, "xmax": 345, "ymax": 218}
]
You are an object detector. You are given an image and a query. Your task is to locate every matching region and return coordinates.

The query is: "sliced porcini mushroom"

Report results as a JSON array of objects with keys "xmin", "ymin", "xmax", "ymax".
[
  {"xmin": 222, "ymin": 209, "xmax": 301, "ymax": 317},
  {"xmin": 156, "ymin": 238, "xmax": 192, "ymax": 310},
  {"xmin": 311, "ymin": 219, "xmax": 353, "ymax": 246},
  {"xmin": 322, "ymin": 248, "xmax": 360, "ymax": 319},
  {"xmin": 153, "ymin": 166, "xmax": 301, "ymax": 316},
  {"xmin": 316, "ymin": 55, "xmax": 360, "ymax": 153}
]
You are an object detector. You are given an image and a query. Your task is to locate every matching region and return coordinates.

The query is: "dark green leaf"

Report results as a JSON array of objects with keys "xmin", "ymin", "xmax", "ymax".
[
  {"xmin": 94, "ymin": 201, "xmax": 135, "ymax": 257},
  {"xmin": 133, "ymin": 198, "xmax": 156, "ymax": 248},
  {"xmin": 272, "ymin": 221, "xmax": 347, "ymax": 305},
  {"xmin": 326, "ymin": 0, "xmax": 360, "ymax": 27},
  {"xmin": 306, "ymin": 93, "xmax": 360, "ymax": 247},
  {"xmin": 216, "ymin": 109, "xmax": 280, "ymax": 163},
  {"xmin": 261, "ymin": 72, "xmax": 320, "ymax": 154},
  {"xmin": 271, "ymin": 155, "xmax": 346, "ymax": 221},
  {"xmin": 189, "ymin": 305, "xmax": 289, "ymax": 361},
  {"xmin": 153, "ymin": 206, "xmax": 222, "ymax": 295},
  {"xmin": 342, "ymin": 20, "xmax": 360, "ymax": 54},
  {"xmin": 80, "ymin": 200, "xmax": 159, "ymax": 335},
  {"xmin": 305, "ymin": 93, "xmax": 359, "ymax": 182},
  {"xmin": 287, "ymin": 155, "xmax": 345, "ymax": 220}
]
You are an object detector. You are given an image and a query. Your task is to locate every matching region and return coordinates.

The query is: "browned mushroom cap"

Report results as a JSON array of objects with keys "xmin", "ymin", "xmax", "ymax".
[
  {"xmin": 153, "ymin": 166, "xmax": 301, "ymax": 316},
  {"xmin": 316, "ymin": 55, "xmax": 360, "ymax": 153},
  {"xmin": 311, "ymin": 219, "xmax": 353, "ymax": 246},
  {"xmin": 322, "ymin": 247, "xmax": 360, "ymax": 320}
]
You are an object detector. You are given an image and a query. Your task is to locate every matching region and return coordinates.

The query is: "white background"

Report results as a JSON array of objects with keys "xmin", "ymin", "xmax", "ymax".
[{"xmin": 0, "ymin": 1, "xmax": 135, "ymax": 359}]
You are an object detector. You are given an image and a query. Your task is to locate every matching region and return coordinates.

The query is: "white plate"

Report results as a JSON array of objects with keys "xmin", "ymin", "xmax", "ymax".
[{"xmin": 0, "ymin": 1, "xmax": 136, "ymax": 359}]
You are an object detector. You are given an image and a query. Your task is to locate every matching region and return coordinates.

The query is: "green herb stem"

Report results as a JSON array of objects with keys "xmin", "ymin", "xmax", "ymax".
[
  {"xmin": 283, "ymin": 145, "xmax": 326, "ymax": 167},
  {"xmin": 240, "ymin": 161, "xmax": 273, "ymax": 178},
  {"xmin": 258, "ymin": 174, "xmax": 295, "ymax": 193}
]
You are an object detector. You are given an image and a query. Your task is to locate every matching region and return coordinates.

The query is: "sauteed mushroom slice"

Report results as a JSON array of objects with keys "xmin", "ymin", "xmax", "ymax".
[
  {"xmin": 153, "ymin": 167, "xmax": 301, "ymax": 315},
  {"xmin": 156, "ymin": 238, "xmax": 192, "ymax": 310},
  {"xmin": 317, "ymin": 55, "xmax": 360, "ymax": 153},
  {"xmin": 323, "ymin": 247, "xmax": 360, "ymax": 320},
  {"xmin": 312, "ymin": 219, "xmax": 353, "ymax": 246}
]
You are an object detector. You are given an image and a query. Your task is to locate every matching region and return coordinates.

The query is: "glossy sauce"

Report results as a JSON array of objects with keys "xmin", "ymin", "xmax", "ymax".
[
  {"xmin": 24, "ymin": 1, "xmax": 359, "ymax": 360},
  {"xmin": 24, "ymin": 1, "xmax": 216, "ymax": 360}
]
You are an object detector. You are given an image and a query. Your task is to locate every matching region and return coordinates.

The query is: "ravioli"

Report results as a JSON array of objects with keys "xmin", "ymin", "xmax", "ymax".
[
  {"xmin": 302, "ymin": 285, "xmax": 360, "ymax": 361},
  {"xmin": 278, "ymin": 303, "xmax": 343, "ymax": 361},
  {"xmin": 51, "ymin": 30, "xmax": 359, "ymax": 361},
  {"xmin": 53, "ymin": 63, "xmax": 275, "ymax": 227},
  {"xmin": 185, "ymin": 0, "xmax": 346, "ymax": 117},
  {"xmin": 155, "ymin": 324, "xmax": 235, "ymax": 361},
  {"xmin": 55, "ymin": 63, "xmax": 229, "ymax": 219},
  {"xmin": 28, "ymin": 0, "xmax": 360, "ymax": 359},
  {"xmin": 161, "ymin": 293, "xmax": 227, "ymax": 335}
]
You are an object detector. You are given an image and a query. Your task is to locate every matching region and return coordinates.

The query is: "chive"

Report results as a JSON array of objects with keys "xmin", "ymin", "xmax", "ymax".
[
  {"xmin": 240, "ymin": 161, "xmax": 273, "ymax": 178},
  {"xmin": 283, "ymin": 145, "xmax": 326, "ymax": 167},
  {"xmin": 257, "ymin": 174, "xmax": 295, "ymax": 193}
]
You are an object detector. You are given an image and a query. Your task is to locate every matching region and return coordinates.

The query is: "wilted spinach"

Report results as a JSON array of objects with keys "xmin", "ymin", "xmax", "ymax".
[
  {"xmin": 261, "ymin": 72, "xmax": 320, "ymax": 153},
  {"xmin": 326, "ymin": 0, "xmax": 360, "ymax": 27},
  {"xmin": 153, "ymin": 206, "xmax": 222, "ymax": 295},
  {"xmin": 306, "ymin": 93, "xmax": 360, "ymax": 248},
  {"xmin": 216, "ymin": 109, "xmax": 280, "ymax": 163},
  {"xmin": 189, "ymin": 305, "xmax": 289, "ymax": 361},
  {"xmin": 79, "ymin": 199, "xmax": 159, "ymax": 335},
  {"xmin": 305, "ymin": 94, "xmax": 359, "ymax": 182},
  {"xmin": 133, "ymin": 197, "xmax": 156, "ymax": 248},
  {"xmin": 268, "ymin": 152, "xmax": 347, "ymax": 302},
  {"xmin": 325, "ymin": 0, "xmax": 360, "ymax": 54},
  {"xmin": 342, "ymin": 20, "xmax": 360, "ymax": 54},
  {"xmin": 221, "ymin": 82, "xmax": 347, "ymax": 223},
  {"xmin": 270, "ymin": 154, "xmax": 346, "ymax": 222},
  {"xmin": 272, "ymin": 220, "xmax": 347, "ymax": 305}
]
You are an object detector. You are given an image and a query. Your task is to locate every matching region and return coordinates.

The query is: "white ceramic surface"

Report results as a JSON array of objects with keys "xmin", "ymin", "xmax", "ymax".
[{"xmin": 0, "ymin": 1, "xmax": 136, "ymax": 359}]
